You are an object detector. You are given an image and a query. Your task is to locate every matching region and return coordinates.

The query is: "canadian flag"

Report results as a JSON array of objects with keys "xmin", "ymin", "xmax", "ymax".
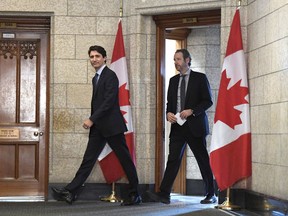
[
  {"xmin": 210, "ymin": 9, "xmax": 252, "ymax": 191},
  {"xmin": 98, "ymin": 19, "xmax": 136, "ymax": 183}
]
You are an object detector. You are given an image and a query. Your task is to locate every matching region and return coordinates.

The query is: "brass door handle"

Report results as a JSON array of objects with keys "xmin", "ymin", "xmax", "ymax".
[{"xmin": 34, "ymin": 131, "xmax": 44, "ymax": 137}]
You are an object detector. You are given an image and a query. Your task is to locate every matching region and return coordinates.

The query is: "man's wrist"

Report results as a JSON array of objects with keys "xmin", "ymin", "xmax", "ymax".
[{"xmin": 191, "ymin": 109, "xmax": 195, "ymax": 116}]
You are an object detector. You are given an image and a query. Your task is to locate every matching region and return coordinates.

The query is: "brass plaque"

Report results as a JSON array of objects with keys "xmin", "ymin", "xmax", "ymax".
[
  {"xmin": 0, "ymin": 22, "xmax": 17, "ymax": 28},
  {"xmin": 182, "ymin": 18, "xmax": 197, "ymax": 24},
  {"xmin": 0, "ymin": 128, "xmax": 20, "ymax": 139}
]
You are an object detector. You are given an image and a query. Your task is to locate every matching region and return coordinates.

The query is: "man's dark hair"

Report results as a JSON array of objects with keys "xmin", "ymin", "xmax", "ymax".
[
  {"xmin": 88, "ymin": 45, "xmax": 107, "ymax": 58},
  {"xmin": 175, "ymin": 49, "xmax": 192, "ymax": 67}
]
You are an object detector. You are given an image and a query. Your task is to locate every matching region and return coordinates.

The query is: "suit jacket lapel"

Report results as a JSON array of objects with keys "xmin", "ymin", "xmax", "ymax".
[{"xmin": 174, "ymin": 75, "xmax": 181, "ymax": 102}]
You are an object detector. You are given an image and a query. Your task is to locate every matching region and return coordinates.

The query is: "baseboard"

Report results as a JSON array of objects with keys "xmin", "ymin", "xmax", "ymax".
[
  {"xmin": 186, "ymin": 179, "xmax": 219, "ymax": 196},
  {"xmin": 218, "ymin": 188, "xmax": 288, "ymax": 215}
]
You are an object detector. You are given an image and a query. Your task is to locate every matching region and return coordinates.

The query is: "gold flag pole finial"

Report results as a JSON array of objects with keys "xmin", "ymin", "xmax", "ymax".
[
  {"xmin": 120, "ymin": 0, "xmax": 123, "ymax": 17},
  {"xmin": 237, "ymin": 0, "xmax": 242, "ymax": 8}
]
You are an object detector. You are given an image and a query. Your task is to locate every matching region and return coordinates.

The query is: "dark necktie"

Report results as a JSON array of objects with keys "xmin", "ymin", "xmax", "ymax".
[
  {"xmin": 93, "ymin": 73, "xmax": 99, "ymax": 87},
  {"xmin": 180, "ymin": 74, "xmax": 186, "ymax": 111}
]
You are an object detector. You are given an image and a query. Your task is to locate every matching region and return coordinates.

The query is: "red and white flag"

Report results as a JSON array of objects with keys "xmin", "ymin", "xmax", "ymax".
[
  {"xmin": 210, "ymin": 9, "xmax": 252, "ymax": 191},
  {"xmin": 98, "ymin": 20, "xmax": 136, "ymax": 183}
]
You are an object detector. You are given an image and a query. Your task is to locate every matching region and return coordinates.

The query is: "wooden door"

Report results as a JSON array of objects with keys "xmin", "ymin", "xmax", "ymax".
[{"xmin": 0, "ymin": 19, "xmax": 50, "ymax": 200}]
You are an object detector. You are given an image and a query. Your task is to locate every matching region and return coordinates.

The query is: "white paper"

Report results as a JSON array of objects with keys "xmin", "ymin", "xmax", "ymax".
[{"xmin": 175, "ymin": 113, "xmax": 187, "ymax": 126}]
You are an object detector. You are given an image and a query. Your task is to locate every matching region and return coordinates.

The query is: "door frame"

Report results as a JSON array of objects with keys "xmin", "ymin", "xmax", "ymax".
[
  {"xmin": 0, "ymin": 15, "xmax": 50, "ymax": 199},
  {"xmin": 153, "ymin": 9, "xmax": 221, "ymax": 193}
]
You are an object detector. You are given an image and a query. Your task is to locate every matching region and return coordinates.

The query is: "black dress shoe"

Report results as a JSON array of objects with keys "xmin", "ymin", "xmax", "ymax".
[
  {"xmin": 52, "ymin": 187, "xmax": 76, "ymax": 204},
  {"xmin": 146, "ymin": 191, "xmax": 170, "ymax": 204},
  {"xmin": 200, "ymin": 194, "xmax": 217, "ymax": 204},
  {"xmin": 121, "ymin": 194, "xmax": 142, "ymax": 206}
]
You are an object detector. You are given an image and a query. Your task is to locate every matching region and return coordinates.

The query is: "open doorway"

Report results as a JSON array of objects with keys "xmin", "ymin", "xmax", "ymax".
[
  {"xmin": 164, "ymin": 39, "xmax": 178, "ymax": 165},
  {"xmin": 153, "ymin": 9, "xmax": 221, "ymax": 194},
  {"xmin": 164, "ymin": 32, "xmax": 190, "ymax": 194}
]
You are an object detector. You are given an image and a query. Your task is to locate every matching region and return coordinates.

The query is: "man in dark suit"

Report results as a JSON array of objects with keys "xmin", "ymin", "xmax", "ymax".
[
  {"xmin": 147, "ymin": 49, "xmax": 216, "ymax": 204},
  {"xmin": 52, "ymin": 45, "xmax": 141, "ymax": 206}
]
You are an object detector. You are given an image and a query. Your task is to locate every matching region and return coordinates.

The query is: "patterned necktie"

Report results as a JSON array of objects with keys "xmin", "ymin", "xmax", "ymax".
[{"xmin": 180, "ymin": 74, "xmax": 186, "ymax": 111}]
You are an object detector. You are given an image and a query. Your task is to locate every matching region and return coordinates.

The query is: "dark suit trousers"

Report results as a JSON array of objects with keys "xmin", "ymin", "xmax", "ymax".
[
  {"xmin": 160, "ymin": 123, "xmax": 214, "ymax": 196},
  {"xmin": 65, "ymin": 130, "xmax": 139, "ymax": 195}
]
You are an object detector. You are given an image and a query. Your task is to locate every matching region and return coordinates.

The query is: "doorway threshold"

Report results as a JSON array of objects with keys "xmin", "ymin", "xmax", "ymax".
[{"xmin": 0, "ymin": 196, "xmax": 44, "ymax": 202}]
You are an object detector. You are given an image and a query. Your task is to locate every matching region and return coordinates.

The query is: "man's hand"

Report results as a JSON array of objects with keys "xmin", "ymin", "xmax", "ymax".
[
  {"xmin": 180, "ymin": 109, "xmax": 193, "ymax": 119},
  {"xmin": 167, "ymin": 112, "xmax": 177, "ymax": 124},
  {"xmin": 83, "ymin": 119, "xmax": 94, "ymax": 129}
]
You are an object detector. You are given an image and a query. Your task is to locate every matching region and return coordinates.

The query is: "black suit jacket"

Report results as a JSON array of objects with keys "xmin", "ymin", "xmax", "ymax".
[
  {"xmin": 166, "ymin": 70, "xmax": 213, "ymax": 137},
  {"xmin": 89, "ymin": 66, "xmax": 127, "ymax": 137}
]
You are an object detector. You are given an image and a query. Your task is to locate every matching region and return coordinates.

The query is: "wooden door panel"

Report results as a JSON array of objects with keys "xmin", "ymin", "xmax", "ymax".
[
  {"xmin": 0, "ymin": 143, "xmax": 38, "ymax": 180},
  {"xmin": 0, "ymin": 40, "xmax": 39, "ymax": 123},
  {"xmin": 0, "ymin": 144, "xmax": 16, "ymax": 179},
  {"xmin": 18, "ymin": 144, "xmax": 37, "ymax": 179},
  {"xmin": 20, "ymin": 54, "xmax": 37, "ymax": 123},
  {"xmin": 0, "ymin": 57, "xmax": 17, "ymax": 123},
  {"xmin": 0, "ymin": 181, "xmax": 40, "ymax": 196}
]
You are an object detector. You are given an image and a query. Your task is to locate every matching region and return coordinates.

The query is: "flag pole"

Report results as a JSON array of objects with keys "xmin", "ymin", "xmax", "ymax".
[
  {"xmin": 100, "ymin": 0, "xmax": 124, "ymax": 203},
  {"xmin": 215, "ymin": 188, "xmax": 241, "ymax": 210},
  {"xmin": 215, "ymin": 2, "xmax": 242, "ymax": 210},
  {"xmin": 120, "ymin": 0, "xmax": 123, "ymax": 17}
]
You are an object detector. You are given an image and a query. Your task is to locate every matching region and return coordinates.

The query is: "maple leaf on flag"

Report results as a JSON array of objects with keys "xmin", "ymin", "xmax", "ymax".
[
  {"xmin": 214, "ymin": 70, "xmax": 249, "ymax": 129},
  {"xmin": 118, "ymin": 83, "xmax": 130, "ymax": 106}
]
